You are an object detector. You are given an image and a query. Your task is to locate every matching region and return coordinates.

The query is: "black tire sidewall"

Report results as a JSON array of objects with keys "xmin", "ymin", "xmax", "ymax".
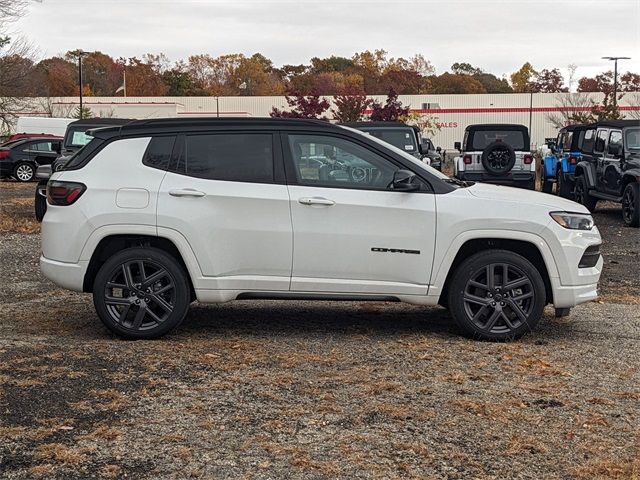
[
  {"xmin": 34, "ymin": 185, "xmax": 47, "ymax": 221},
  {"xmin": 14, "ymin": 162, "xmax": 35, "ymax": 182},
  {"xmin": 622, "ymin": 183, "xmax": 640, "ymax": 227},
  {"xmin": 481, "ymin": 142, "xmax": 516, "ymax": 176},
  {"xmin": 575, "ymin": 176, "xmax": 597, "ymax": 212},
  {"xmin": 93, "ymin": 247, "xmax": 191, "ymax": 339},
  {"xmin": 447, "ymin": 250, "xmax": 546, "ymax": 341}
]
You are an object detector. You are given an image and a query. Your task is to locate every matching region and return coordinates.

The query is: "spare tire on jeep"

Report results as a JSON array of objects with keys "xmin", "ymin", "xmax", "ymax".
[{"xmin": 481, "ymin": 141, "xmax": 516, "ymax": 176}]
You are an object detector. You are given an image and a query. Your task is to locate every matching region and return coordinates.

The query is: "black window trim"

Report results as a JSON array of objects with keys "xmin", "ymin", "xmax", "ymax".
[
  {"xmin": 141, "ymin": 134, "xmax": 177, "ymax": 171},
  {"xmin": 280, "ymin": 130, "xmax": 434, "ymax": 194},
  {"xmin": 168, "ymin": 130, "xmax": 284, "ymax": 185},
  {"xmin": 594, "ymin": 128, "xmax": 609, "ymax": 154}
]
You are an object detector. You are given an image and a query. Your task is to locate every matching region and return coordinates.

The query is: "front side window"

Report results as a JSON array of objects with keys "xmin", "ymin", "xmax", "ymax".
[
  {"xmin": 608, "ymin": 131, "xmax": 623, "ymax": 156},
  {"xmin": 594, "ymin": 129, "xmax": 608, "ymax": 153},
  {"xmin": 288, "ymin": 134, "xmax": 397, "ymax": 190},
  {"xmin": 180, "ymin": 133, "xmax": 273, "ymax": 183}
]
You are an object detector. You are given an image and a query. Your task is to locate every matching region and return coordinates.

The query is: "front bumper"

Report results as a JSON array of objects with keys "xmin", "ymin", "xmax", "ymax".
[{"xmin": 40, "ymin": 255, "xmax": 87, "ymax": 292}]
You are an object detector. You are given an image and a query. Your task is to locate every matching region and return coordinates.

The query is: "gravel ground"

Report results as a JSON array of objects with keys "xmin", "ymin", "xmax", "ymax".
[{"xmin": 1, "ymin": 181, "xmax": 639, "ymax": 479}]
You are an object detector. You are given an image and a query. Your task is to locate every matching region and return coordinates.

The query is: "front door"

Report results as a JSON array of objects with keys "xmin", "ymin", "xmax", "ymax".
[
  {"xmin": 283, "ymin": 132, "xmax": 436, "ymax": 296},
  {"xmin": 603, "ymin": 130, "xmax": 624, "ymax": 196},
  {"xmin": 157, "ymin": 131, "xmax": 292, "ymax": 291}
]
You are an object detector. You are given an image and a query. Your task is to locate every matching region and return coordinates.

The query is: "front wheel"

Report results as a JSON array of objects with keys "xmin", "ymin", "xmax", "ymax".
[
  {"xmin": 93, "ymin": 247, "xmax": 191, "ymax": 339},
  {"xmin": 622, "ymin": 182, "xmax": 640, "ymax": 227},
  {"xmin": 574, "ymin": 175, "xmax": 597, "ymax": 212},
  {"xmin": 556, "ymin": 170, "xmax": 573, "ymax": 199},
  {"xmin": 14, "ymin": 162, "xmax": 35, "ymax": 182},
  {"xmin": 447, "ymin": 250, "xmax": 546, "ymax": 341}
]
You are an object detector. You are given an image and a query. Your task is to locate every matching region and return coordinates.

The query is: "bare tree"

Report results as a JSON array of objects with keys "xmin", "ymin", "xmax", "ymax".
[
  {"xmin": 0, "ymin": 0, "xmax": 33, "ymax": 135},
  {"xmin": 545, "ymin": 93, "xmax": 597, "ymax": 129},
  {"xmin": 622, "ymin": 92, "xmax": 640, "ymax": 120}
]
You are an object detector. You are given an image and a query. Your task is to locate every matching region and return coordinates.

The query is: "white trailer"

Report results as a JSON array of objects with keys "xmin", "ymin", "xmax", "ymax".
[{"xmin": 15, "ymin": 117, "xmax": 75, "ymax": 137}]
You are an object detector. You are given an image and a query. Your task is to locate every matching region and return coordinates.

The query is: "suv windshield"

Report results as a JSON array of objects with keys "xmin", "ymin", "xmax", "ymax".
[
  {"xmin": 471, "ymin": 130, "xmax": 526, "ymax": 150},
  {"xmin": 625, "ymin": 128, "xmax": 640, "ymax": 151},
  {"xmin": 359, "ymin": 128, "xmax": 418, "ymax": 153},
  {"xmin": 64, "ymin": 126, "xmax": 95, "ymax": 149}
]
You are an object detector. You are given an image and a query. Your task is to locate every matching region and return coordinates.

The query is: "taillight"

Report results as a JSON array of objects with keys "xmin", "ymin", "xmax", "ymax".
[
  {"xmin": 463, "ymin": 154, "xmax": 472, "ymax": 165},
  {"xmin": 524, "ymin": 154, "xmax": 533, "ymax": 164},
  {"xmin": 0, "ymin": 150, "xmax": 9, "ymax": 159},
  {"xmin": 46, "ymin": 181, "xmax": 86, "ymax": 206},
  {"xmin": 569, "ymin": 156, "xmax": 578, "ymax": 165}
]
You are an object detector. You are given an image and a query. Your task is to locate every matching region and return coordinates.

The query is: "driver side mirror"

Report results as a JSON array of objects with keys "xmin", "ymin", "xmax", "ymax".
[{"xmin": 390, "ymin": 169, "xmax": 419, "ymax": 192}]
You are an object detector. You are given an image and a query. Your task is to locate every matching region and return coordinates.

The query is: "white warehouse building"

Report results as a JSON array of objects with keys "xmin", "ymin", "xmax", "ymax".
[{"xmin": 9, "ymin": 92, "xmax": 640, "ymax": 149}]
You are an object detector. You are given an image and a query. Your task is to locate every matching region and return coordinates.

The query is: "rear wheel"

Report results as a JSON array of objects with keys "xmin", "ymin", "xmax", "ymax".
[
  {"xmin": 574, "ymin": 175, "xmax": 597, "ymax": 212},
  {"xmin": 93, "ymin": 247, "xmax": 191, "ymax": 339},
  {"xmin": 14, "ymin": 162, "xmax": 35, "ymax": 182},
  {"xmin": 622, "ymin": 182, "xmax": 640, "ymax": 227},
  {"xmin": 447, "ymin": 250, "xmax": 546, "ymax": 341}
]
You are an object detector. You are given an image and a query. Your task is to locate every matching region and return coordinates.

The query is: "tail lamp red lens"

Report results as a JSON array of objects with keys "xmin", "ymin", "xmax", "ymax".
[
  {"xmin": 46, "ymin": 181, "xmax": 86, "ymax": 206},
  {"xmin": 569, "ymin": 156, "xmax": 577, "ymax": 165},
  {"xmin": 0, "ymin": 150, "xmax": 9, "ymax": 159},
  {"xmin": 463, "ymin": 154, "xmax": 472, "ymax": 165},
  {"xmin": 523, "ymin": 154, "xmax": 533, "ymax": 164}
]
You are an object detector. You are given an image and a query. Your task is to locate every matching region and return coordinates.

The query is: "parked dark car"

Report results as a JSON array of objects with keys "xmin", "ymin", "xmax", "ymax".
[
  {"xmin": 453, "ymin": 124, "xmax": 535, "ymax": 189},
  {"xmin": 342, "ymin": 122, "xmax": 442, "ymax": 170},
  {"xmin": 0, "ymin": 137, "xmax": 62, "ymax": 182},
  {"xmin": 34, "ymin": 118, "xmax": 134, "ymax": 221},
  {"xmin": 574, "ymin": 119, "xmax": 640, "ymax": 227}
]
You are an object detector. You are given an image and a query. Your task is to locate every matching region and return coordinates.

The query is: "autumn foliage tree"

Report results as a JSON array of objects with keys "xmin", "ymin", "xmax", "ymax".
[
  {"xmin": 331, "ymin": 87, "xmax": 372, "ymax": 122},
  {"xmin": 270, "ymin": 90, "xmax": 330, "ymax": 120},
  {"xmin": 369, "ymin": 88, "xmax": 409, "ymax": 121}
]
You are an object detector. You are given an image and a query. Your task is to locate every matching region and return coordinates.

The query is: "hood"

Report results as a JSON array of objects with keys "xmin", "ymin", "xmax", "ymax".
[{"xmin": 467, "ymin": 182, "xmax": 589, "ymax": 213}]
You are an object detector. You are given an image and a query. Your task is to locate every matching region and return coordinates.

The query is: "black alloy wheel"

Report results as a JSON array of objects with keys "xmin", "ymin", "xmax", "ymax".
[
  {"xmin": 447, "ymin": 250, "xmax": 545, "ymax": 340},
  {"xmin": 93, "ymin": 247, "xmax": 190, "ymax": 339},
  {"xmin": 574, "ymin": 175, "xmax": 597, "ymax": 212},
  {"xmin": 622, "ymin": 182, "xmax": 640, "ymax": 227}
]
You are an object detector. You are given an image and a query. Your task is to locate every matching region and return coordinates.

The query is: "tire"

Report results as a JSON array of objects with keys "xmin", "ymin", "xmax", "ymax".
[
  {"xmin": 14, "ymin": 162, "xmax": 35, "ymax": 182},
  {"xmin": 93, "ymin": 247, "xmax": 191, "ymax": 339},
  {"xmin": 622, "ymin": 182, "xmax": 640, "ymax": 228},
  {"xmin": 481, "ymin": 142, "xmax": 516, "ymax": 176},
  {"xmin": 574, "ymin": 175, "xmax": 597, "ymax": 213},
  {"xmin": 447, "ymin": 250, "xmax": 546, "ymax": 341},
  {"xmin": 556, "ymin": 170, "xmax": 573, "ymax": 199},
  {"xmin": 34, "ymin": 181, "xmax": 47, "ymax": 222}
]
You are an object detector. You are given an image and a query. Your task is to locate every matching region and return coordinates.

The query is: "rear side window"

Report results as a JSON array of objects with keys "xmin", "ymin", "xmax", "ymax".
[
  {"xmin": 143, "ymin": 136, "xmax": 175, "ymax": 170},
  {"xmin": 178, "ymin": 133, "xmax": 273, "ymax": 183},
  {"xmin": 594, "ymin": 130, "xmax": 608, "ymax": 153},
  {"xmin": 580, "ymin": 129, "xmax": 595, "ymax": 153}
]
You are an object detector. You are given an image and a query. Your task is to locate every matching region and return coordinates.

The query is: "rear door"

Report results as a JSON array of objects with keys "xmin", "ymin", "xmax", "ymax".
[
  {"xmin": 593, "ymin": 128, "xmax": 609, "ymax": 192},
  {"xmin": 157, "ymin": 131, "xmax": 292, "ymax": 291},
  {"xmin": 283, "ymin": 132, "xmax": 436, "ymax": 296}
]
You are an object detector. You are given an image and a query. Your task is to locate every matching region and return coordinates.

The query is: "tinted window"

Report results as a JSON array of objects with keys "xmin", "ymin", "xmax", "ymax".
[
  {"xmin": 562, "ymin": 132, "xmax": 573, "ymax": 150},
  {"xmin": 608, "ymin": 131, "xmax": 622, "ymax": 155},
  {"xmin": 360, "ymin": 128, "xmax": 417, "ymax": 152},
  {"xmin": 625, "ymin": 128, "xmax": 640, "ymax": 151},
  {"xmin": 594, "ymin": 130, "xmax": 608, "ymax": 153},
  {"xmin": 581, "ymin": 129, "xmax": 595, "ymax": 153},
  {"xmin": 181, "ymin": 133, "xmax": 273, "ymax": 183},
  {"xmin": 471, "ymin": 130, "xmax": 525, "ymax": 150},
  {"xmin": 143, "ymin": 136, "xmax": 175, "ymax": 170},
  {"xmin": 29, "ymin": 141, "xmax": 55, "ymax": 152},
  {"xmin": 288, "ymin": 134, "xmax": 397, "ymax": 190}
]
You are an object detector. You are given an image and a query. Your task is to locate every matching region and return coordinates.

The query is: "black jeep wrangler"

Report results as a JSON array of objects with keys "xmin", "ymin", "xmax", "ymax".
[
  {"xmin": 453, "ymin": 124, "xmax": 535, "ymax": 190},
  {"xmin": 574, "ymin": 120, "xmax": 640, "ymax": 227}
]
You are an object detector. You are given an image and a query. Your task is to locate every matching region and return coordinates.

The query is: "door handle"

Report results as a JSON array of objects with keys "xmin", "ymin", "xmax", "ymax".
[
  {"xmin": 169, "ymin": 188, "xmax": 206, "ymax": 198},
  {"xmin": 298, "ymin": 196, "xmax": 335, "ymax": 206}
]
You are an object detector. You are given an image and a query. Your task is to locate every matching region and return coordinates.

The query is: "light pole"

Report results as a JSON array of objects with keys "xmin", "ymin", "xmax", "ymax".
[
  {"xmin": 602, "ymin": 56, "xmax": 631, "ymax": 107},
  {"xmin": 74, "ymin": 50, "xmax": 89, "ymax": 118}
]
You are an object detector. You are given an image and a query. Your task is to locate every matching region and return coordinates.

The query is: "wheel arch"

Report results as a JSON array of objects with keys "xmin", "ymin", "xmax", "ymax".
[
  {"xmin": 82, "ymin": 234, "xmax": 197, "ymax": 301},
  {"xmin": 621, "ymin": 171, "xmax": 640, "ymax": 190},
  {"xmin": 436, "ymin": 237, "xmax": 553, "ymax": 307}
]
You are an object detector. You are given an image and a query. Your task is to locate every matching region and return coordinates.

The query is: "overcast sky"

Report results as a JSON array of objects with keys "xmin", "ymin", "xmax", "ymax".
[{"xmin": 14, "ymin": 0, "xmax": 640, "ymax": 83}]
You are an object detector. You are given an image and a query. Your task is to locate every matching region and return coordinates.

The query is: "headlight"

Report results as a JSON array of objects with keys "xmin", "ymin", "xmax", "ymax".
[{"xmin": 550, "ymin": 212, "xmax": 594, "ymax": 230}]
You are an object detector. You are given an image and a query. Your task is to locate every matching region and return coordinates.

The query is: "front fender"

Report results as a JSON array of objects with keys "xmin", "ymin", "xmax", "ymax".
[{"xmin": 575, "ymin": 161, "xmax": 596, "ymax": 187}]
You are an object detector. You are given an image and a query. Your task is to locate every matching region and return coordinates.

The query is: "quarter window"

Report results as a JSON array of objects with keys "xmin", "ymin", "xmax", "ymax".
[
  {"xmin": 179, "ymin": 133, "xmax": 274, "ymax": 183},
  {"xmin": 288, "ymin": 134, "xmax": 397, "ymax": 190},
  {"xmin": 143, "ymin": 136, "xmax": 175, "ymax": 170}
]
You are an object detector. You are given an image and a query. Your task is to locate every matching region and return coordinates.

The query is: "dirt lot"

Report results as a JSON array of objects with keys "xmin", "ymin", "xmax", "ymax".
[{"xmin": 1, "ymin": 181, "xmax": 639, "ymax": 479}]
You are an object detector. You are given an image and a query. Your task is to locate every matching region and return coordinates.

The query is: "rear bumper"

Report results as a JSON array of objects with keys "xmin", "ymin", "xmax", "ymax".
[
  {"xmin": 40, "ymin": 255, "xmax": 87, "ymax": 292},
  {"xmin": 456, "ymin": 171, "xmax": 535, "ymax": 187}
]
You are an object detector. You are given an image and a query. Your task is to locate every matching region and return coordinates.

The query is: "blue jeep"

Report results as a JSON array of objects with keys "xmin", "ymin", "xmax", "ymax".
[{"xmin": 541, "ymin": 124, "xmax": 588, "ymax": 198}]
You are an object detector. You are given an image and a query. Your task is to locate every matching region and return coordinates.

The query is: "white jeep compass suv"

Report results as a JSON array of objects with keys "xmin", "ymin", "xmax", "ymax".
[{"xmin": 40, "ymin": 118, "xmax": 602, "ymax": 341}]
